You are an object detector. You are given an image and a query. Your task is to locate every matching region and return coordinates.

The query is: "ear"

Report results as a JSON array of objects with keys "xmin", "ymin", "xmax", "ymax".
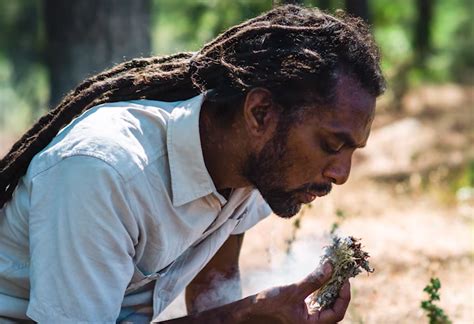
[{"xmin": 243, "ymin": 88, "xmax": 279, "ymax": 137}]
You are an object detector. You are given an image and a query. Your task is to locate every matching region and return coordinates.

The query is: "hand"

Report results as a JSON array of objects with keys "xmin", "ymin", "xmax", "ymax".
[
  {"xmin": 159, "ymin": 263, "xmax": 350, "ymax": 324},
  {"xmin": 248, "ymin": 262, "xmax": 351, "ymax": 324}
]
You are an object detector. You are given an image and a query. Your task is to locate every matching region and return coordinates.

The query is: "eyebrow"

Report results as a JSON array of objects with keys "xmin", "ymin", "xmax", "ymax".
[{"xmin": 333, "ymin": 131, "xmax": 366, "ymax": 149}]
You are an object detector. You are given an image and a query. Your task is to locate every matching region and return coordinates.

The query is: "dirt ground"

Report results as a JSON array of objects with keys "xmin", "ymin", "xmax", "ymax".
[{"xmin": 2, "ymin": 84, "xmax": 473, "ymax": 323}]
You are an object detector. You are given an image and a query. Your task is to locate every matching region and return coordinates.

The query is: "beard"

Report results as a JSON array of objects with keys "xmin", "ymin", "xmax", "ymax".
[{"xmin": 243, "ymin": 127, "xmax": 332, "ymax": 219}]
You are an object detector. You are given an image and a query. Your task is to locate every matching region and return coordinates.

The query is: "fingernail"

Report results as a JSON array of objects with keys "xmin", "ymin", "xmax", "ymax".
[{"xmin": 323, "ymin": 261, "xmax": 332, "ymax": 276}]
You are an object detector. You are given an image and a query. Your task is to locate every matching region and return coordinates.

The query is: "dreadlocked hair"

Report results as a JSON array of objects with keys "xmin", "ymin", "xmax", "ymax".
[{"xmin": 0, "ymin": 5, "xmax": 385, "ymax": 208}]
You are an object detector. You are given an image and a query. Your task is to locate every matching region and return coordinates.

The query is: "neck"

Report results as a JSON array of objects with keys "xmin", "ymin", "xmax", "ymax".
[{"xmin": 199, "ymin": 101, "xmax": 251, "ymax": 192}]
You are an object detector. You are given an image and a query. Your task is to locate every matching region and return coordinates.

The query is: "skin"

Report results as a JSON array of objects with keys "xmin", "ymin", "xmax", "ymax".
[{"xmin": 171, "ymin": 73, "xmax": 376, "ymax": 323}]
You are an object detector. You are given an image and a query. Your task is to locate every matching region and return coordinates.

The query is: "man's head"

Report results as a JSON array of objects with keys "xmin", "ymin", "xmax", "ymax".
[{"xmin": 241, "ymin": 73, "xmax": 375, "ymax": 218}]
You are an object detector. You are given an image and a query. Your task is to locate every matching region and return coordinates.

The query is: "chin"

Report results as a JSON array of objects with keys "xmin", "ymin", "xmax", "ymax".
[{"xmin": 271, "ymin": 203, "xmax": 302, "ymax": 219}]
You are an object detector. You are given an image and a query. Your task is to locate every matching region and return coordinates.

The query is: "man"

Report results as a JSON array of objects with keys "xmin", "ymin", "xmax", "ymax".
[{"xmin": 0, "ymin": 5, "xmax": 385, "ymax": 323}]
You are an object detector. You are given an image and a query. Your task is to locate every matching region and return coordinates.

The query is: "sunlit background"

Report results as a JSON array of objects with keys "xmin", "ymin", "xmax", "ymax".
[{"xmin": 0, "ymin": 0, "xmax": 472, "ymax": 323}]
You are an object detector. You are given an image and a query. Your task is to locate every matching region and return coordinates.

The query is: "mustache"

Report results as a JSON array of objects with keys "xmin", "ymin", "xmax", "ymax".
[
  {"xmin": 256, "ymin": 182, "xmax": 333, "ymax": 209},
  {"xmin": 296, "ymin": 182, "xmax": 332, "ymax": 196}
]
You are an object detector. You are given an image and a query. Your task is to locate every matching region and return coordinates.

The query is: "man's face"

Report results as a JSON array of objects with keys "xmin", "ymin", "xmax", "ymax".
[{"xmin": 244, "ymin": 75, "xmax": 376, "ymax": 218}]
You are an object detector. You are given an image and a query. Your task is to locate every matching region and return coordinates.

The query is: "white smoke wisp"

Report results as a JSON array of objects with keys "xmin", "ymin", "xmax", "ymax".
[
  {"xmin": 241, "ymin": 235, "xmax": 328, "ymax": 297},
  {"xmin": 157, "ymin": 234, "xmax": 329, "ymax": 321},
  {"xmin": 156, "ymin": 274, "xmax": 242, "ymax": 321},
  {"xmin": 192, "ymin": 273, "xmax": 243, "ymax": 313}
]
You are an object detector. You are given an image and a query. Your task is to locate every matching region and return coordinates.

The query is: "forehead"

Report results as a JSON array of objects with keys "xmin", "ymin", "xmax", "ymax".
[{"xmin": 310, "ymin": 75, "xmax": 376, "ymax": 143}]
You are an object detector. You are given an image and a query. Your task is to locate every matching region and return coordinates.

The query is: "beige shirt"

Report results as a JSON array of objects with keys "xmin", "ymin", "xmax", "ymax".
[{"xmin": 0, "ymin": 93, "xmax": 271, "ymax": 323}]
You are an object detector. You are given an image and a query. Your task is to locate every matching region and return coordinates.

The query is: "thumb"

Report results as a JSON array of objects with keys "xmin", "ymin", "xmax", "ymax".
[{"xmin": 295, "ymin": 261, "xmax": 333, "ymax": 298}]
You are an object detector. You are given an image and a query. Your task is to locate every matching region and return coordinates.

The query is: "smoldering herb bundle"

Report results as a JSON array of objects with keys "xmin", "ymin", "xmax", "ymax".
[{"xmin": 307, "ymin": 235, "xmax": 374, "ymax": 311}]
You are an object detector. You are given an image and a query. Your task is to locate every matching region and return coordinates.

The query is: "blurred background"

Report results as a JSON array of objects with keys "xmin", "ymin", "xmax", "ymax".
[{"xmin": 0, "ymin": 0, "xmax": 472, "ymax": 323}]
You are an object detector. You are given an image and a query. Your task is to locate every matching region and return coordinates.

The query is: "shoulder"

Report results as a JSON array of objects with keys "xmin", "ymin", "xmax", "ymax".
[{"xmin": 28, "ymin": 100, "xmax": 175, "ymax": 182}]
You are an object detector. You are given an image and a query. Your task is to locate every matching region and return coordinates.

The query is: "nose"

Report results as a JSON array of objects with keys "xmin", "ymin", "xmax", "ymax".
[{"xmin": 323, "ymin": 151, "xmax": 353, "ymax": 185}]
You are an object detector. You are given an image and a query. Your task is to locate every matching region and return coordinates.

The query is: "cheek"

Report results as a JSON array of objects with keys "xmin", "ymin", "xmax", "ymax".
[
  {"xmin": 280, "ymin": 123, "xmax": 327, "ymax": 187},
  {"xmin": 282, "ymin": 148, "xmax": 326, "ymax": 187}
]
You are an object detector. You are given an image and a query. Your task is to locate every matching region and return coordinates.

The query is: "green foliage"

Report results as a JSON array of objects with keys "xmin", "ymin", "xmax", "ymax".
[
  {"xmin": 431, "ymin": 0, "xmax": 473, "ymax": 83},
  {"xmin": 421, "ymin": 278, "xmax": 452, "ymax": 324},
  {"xmin": 372, "ymin": 0, "xmax": 415, "ymax": 69},
  {"xmin": 0, "ymin": 0, "xmax": 48, "ymax": 135},
  {"xmin": 433, "ymin": 161, "xmax": 474, "ymax": 205},
  {"xmin": 450, "ymin": 161, "xmax": 474, "ymax": 195},
  {"xmin": 372, "ymin": 0, "xmax": 473, "ymax": 85},
  {"xmin": 0, "ymin": 2, "xmax": 44, "ymax": 74},
  {"xmin": 0, "ymin": 56, "xmax": 48, "ymax": 135},
  {"xmin": 460, "ymin": 161, "xmax": 474, "ymax": 188},
  {"xmin": 151, "ymin": 0, "xmax": 271, "ymax": 54},
  {"xmin": 330, "ymin": 208, "xmax": 347, "ymax": 234}
]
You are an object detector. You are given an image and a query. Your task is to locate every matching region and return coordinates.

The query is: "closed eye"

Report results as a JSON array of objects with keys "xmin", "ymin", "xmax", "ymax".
[{"xmin": 322, "ymin": 141, "xmax": 342, "ymax": 154}]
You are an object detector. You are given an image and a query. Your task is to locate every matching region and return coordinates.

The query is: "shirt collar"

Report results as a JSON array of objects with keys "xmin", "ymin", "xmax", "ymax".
[{"xmin": 167, "ymin": 93, "xmax": 227, "ymax": 207}]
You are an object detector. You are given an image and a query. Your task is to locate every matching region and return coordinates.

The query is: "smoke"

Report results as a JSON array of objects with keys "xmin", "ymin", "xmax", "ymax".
[
  {"xmin": 241, "ymin": 236, "xmax": 327, "ymax": 296},
  {"xmin": 192, "ymin": 273, "xmax": 242, "ymax": 313},
  {"xmin": 157, "ymin": 234, "xmax": 329, "ymax": 321}
]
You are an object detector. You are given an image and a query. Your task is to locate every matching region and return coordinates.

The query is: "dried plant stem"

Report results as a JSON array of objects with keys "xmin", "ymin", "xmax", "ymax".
[{"xmin": 307, "ymin": 235, "xmax": 374, "ymax": 311}]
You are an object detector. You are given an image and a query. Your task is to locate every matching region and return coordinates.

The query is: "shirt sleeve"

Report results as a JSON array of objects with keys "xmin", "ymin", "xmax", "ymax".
[
  {"xmin": 26, "ymin": 155, "xmax": 138, "ymax": 323},
  {"xmin": 231, "ymin": 191, "xmax": 272, "ymax": 235}
]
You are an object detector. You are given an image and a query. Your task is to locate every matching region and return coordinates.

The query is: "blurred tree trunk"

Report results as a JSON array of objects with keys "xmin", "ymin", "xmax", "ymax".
[
  {"xmin": 44, "ymin": 0, "xmax": 151, "ymax": 107},
  {"xmin": 391, "ymin": 0, "xmax": 435, "ymax": 112},
  {"xmin": 414, "ymin": 0, "xmax": 434, "ymax": 65},
  {"xmin": 344, "ymin": 0, "xmax": 371, "ymax": 23}
]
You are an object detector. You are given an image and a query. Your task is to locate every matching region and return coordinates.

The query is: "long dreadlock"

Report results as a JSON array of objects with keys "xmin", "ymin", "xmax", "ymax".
[{"xmin": 0, "ymin": 5, "xmax": 385, "ymax": 208}]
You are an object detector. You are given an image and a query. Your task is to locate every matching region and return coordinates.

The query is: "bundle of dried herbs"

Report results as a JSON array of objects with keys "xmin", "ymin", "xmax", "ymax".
[{"xmin": 307, "ymin": 235, "xmax": 374, "ymax": 311}]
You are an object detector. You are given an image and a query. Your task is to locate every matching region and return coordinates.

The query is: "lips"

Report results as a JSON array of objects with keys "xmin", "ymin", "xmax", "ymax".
[{"xmin": 300, "ymin": 192, "xmax": 317, "ymax": 204}]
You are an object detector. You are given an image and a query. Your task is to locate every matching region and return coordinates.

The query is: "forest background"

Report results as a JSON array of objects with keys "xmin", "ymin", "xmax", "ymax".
[{"xmin": 0, "ymin": 0, "xmax": 472, "ymax": 323}]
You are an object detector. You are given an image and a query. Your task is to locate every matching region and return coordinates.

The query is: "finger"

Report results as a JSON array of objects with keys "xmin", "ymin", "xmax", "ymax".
[
  {"xmin": 295, "ymin": 261, "xmax": 333, "ymax": 298},
  {"xmin": 318, "ymin": 280, "xmax": 351, "ymax": 323}
]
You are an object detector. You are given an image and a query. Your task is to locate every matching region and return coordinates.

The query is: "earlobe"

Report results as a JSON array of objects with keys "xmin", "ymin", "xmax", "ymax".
[{"xmin": 243, "ymin": 88, "xmax": 277, "ymax": 136}]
